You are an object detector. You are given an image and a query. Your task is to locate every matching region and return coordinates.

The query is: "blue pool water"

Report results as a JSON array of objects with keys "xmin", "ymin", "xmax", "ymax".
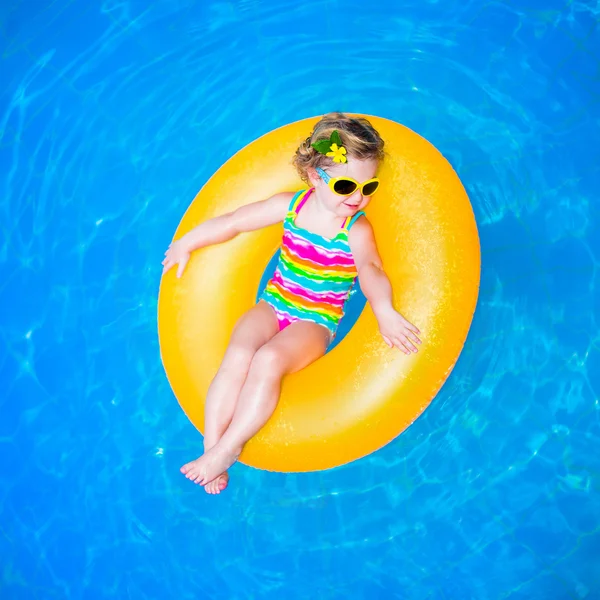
[{"xmin": 1, "ymin": 1, "xmax": 599, "ymax": 598}]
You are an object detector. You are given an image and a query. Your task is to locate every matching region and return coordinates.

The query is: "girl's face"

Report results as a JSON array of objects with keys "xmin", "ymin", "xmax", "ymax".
[{"xmin": 308, "ymin": 158, "xmax": 379, "ymax": 217}]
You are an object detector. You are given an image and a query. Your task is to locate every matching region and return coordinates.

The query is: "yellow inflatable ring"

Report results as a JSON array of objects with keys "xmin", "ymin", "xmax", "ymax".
[{"xmin": 158, "ymin": 115, "xmax": 480, "ymax": 473}]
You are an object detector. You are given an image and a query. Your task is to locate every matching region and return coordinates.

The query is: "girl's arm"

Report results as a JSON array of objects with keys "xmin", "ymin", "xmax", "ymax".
[
  {"xmin": 349, "ymin": 217, "xmax": 421, "ymax": 355},
  {"xmin": 162, "ymin": 192, "xmax": 293, "ymax": 278}
]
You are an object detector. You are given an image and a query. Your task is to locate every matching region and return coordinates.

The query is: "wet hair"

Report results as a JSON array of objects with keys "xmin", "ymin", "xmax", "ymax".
[{"xmin": 293, "ymin": 112, "xmax": 385, "ymax": 182}]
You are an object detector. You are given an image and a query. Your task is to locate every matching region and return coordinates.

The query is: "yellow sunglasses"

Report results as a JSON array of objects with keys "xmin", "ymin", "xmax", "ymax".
[{"xmin": 316, "ymin": 167, "xmax": 380, "ymax": 196}]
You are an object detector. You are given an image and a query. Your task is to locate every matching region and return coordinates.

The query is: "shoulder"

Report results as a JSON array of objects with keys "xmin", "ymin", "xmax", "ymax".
[
  {"xmin": 348, "ymin": 213, "xmax": 375, "ymax": 241},
  {"xmin": 232, "ymin": 190, "xmax": 298, "ymax": 231},
  {"xmin": 265, "ymin": 191, "xmax": 296, "ymax": 208},
  {"xmin": 348, "ymin": 214, "xmax": 381, "ymax": 264},
  {"xmin": 255, "ymin": 191, "xmax": 297, "ymax": 220}
]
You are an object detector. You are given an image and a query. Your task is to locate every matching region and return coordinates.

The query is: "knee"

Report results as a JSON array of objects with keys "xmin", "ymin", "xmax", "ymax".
[
  {"xmin": 221, "ymin": 343, "xmax": 256, "ymax": 375},
  {"xmin": 250, "ymin": 344, "xmax": 286, "ymax": 377}
]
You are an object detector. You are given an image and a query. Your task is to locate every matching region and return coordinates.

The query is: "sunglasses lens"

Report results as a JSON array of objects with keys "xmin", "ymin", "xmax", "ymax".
[
  {"xmin": 362, "ymin": 181, "xmax": 379, "ymax": 196},
  {"xmin": 333, "ymin": 179, "xmax": 358, "ymax": 195}
]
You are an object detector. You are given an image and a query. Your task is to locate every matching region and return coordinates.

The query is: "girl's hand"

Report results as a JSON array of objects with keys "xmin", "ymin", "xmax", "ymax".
[
  {"xmin": 376, "ymin": 307, "xmax": 422, "ymax": 355},
  {"xmin": 162, "ymin": 239, "xmax": 191, "ymax": 278}
]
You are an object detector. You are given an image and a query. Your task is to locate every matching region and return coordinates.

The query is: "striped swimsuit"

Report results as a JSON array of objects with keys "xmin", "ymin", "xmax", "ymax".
[{"xmin": 259, "ymin": 188, "xmax": 365, "ymax": 338}]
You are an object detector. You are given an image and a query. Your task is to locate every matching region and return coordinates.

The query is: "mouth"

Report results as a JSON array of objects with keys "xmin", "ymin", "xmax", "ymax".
[{"xmin": 343, "ymin": 201, "xmax": 360, "ymax": 209}]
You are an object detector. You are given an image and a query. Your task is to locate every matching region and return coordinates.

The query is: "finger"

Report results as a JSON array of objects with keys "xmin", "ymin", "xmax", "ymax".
[
  {"xmin": 405, "ymin": 330, "xmax": 422, "ymax": 345},
  {"xmin": 395, "ymin": 338, "xmax": 412, "ymax": 355},
  {"xmin": 382, "ymin": 335, "xmax": 393, "ymax": 348},
  {"xmin": 176, "ymin": 256, "xmax": 189, "ymax": 279},
  {"xmin": 404, "ymin": 320, "xmax": 420, "ymax": 335},
  {"xmin": 401, "ymin": 335, "xmax": 418, "ymax": 353},
  {"xmin": 162, "ymin": 260, "xmax": 173, "ymax": 274}
]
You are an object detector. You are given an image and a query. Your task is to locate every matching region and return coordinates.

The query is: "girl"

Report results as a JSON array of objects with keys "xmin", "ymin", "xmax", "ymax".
[{"xmin": 162, "ymin": 113, "xmax": 421, "ymax": 494}]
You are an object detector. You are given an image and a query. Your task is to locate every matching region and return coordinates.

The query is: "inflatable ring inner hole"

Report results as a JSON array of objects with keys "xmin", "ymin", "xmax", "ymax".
[{"xmin": 256, "ymin": 249, "xmax": 367, "ymax": 353}]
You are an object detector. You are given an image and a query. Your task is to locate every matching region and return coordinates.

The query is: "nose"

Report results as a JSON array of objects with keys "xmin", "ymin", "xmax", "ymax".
[{"xmin": 347, "ymin": 189, "xmax": 363, "ymax": 203}]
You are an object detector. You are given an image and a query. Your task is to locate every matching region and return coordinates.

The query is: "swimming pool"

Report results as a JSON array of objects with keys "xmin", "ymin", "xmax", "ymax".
[{"xmin": 1, "ymin": 1, "xmax": 598, "ymax": 598}]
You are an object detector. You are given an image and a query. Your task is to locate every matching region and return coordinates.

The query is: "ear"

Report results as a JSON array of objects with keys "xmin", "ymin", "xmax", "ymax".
[{"xmin": 306, "ymin": 167, "xmax": 320, "ymax": 187}]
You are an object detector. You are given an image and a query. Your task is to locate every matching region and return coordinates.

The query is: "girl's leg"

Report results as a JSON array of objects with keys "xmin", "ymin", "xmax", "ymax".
[
  {"xmin": 181, "ymin": 301, "xmax": 279, "ymax": 490},
  {"xmin": 184, "ymin": 320, "xmax": 331, "ymax": 486}
]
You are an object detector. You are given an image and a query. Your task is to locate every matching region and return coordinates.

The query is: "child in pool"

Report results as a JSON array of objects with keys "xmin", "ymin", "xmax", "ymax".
[{"xmin": 162, "ymin": 113, "xmax": 421, "ymax": 494}]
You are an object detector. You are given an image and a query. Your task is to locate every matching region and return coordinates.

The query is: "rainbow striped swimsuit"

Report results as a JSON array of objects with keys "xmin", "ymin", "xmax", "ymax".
[{"xmin": 259, "ymin": 188, "xmax": 365, "ymax": 338}]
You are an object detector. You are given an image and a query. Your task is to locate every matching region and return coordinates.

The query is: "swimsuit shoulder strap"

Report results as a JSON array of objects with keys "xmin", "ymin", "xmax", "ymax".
[
  {"xmin": 288, "ymin": 189, "xmax": 305, "ymax": 214},
  {"xmin": 341, "ymin": 210, "xmax": 366, "ymax": 232},
  {"xmin": 289, "ymin": 188, "xmax": 313, "ymax": 217}
]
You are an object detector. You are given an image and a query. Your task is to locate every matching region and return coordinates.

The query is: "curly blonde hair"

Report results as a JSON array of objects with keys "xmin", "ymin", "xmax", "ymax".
[{"xmin": 293, "ymin": 112, "xmax": 385, "ymax": 182}]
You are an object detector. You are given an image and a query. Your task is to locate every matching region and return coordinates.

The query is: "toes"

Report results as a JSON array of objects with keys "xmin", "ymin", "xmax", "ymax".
[
  {"xmin": 182, "ymin": 463, "xmax": 197, "ymax": 476},
  {"xmin": 181, "ymin": 459, "xmax": 212, "ymax": 485},
  {"xmin": 184, "ymin": 468, "xmax": 200, "ymax": 481},
  {"xmin": 202, "ymin": 474, "xmax": 227, "ymax": 494}
]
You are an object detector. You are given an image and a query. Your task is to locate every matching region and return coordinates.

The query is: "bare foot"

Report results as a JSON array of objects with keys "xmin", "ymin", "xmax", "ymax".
[
  {"xmin": 205, "ymin": 471, "xmax": 229, "ymax": 495},
  {"xmin": 180, "ymin": 445, "xmax": 240, "ymax": 486}
]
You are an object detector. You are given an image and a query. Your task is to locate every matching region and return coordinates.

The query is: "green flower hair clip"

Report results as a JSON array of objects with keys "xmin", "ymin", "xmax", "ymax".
[{"xmin": 311, "ymin": 130, "xmax": 347, "ymax": 164}]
